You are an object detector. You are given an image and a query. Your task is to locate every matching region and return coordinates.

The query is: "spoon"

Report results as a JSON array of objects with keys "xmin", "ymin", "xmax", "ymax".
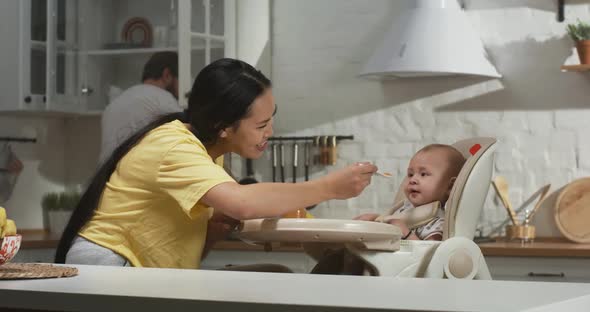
[
  {"xmin": 491, "ymin": 176, "xmax": 518, "ymax": 225},
  {"xmin": 375, "ymin": 171, "xmax": 393, "ymax": 178}
]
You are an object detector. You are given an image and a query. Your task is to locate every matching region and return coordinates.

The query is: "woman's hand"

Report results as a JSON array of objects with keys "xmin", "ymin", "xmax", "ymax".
[
  {"xmin": 6, "ymin": 158, "xmax": 23, "ymax": 174},
  {"xmin": 206, "ymin": 212, "xmax": 240, "ymax": 243},
  {"xmin": 202, "ymin": 211, "xmax": 241, "ymax": 259},
  {"xmin": 322, "ymin": 162, "xmax": 378, "ymax": 199},
  {"xmin": 353, "ymin": 213, "xmax": 380, "ymax": 221}
]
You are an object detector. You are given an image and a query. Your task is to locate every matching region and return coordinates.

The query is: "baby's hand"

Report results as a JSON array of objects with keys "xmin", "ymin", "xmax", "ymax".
[
  {"xmin": 353, "ymin": 213, "xmax": 380, "ymax": 222},
  {"xmin": 386, "ymin": 218, "xmax": 410, "ymax": 235}
]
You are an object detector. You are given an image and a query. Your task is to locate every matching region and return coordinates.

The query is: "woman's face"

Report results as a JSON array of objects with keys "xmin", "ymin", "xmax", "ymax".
[{"xmin": 223, "ymin": 88, "xmax": 275, "ymax": 159}]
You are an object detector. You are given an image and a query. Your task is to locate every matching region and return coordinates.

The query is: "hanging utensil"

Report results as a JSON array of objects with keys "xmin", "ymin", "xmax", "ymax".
[
  {"xmin": 329, "ymin": 136, "xmax": 337, "ymax": 165},
  {"xmin": 279, "ymin": 142, "xmax": 286, "ymax": 182},
  {"xmin": 321, "ymin": 136, "xmax": 329, "ymax": 165},
  {"xmin": 313, "ymin": 136, "xmax": 320, "ymax": 165},
  {"xmin": 271, "ymin": 143, "xmax": 277, "ymax": 182},
  {"xmin": 304, "ymin": 141, "xmax": 317, "ymax": 210},
  {"xmin": 292, "ymin": 142, "xmax": 298, "ymax": 183},
  {"xmin": 238, "ymin": 159, "xmax": 258, "ymax": 185},
  {"xmin": 304, "ymin": 142, "xmax": 310, "ymax": 182}
]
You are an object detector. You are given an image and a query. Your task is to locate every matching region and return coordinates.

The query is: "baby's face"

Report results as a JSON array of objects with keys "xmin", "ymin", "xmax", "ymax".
[{"xmin": 403, "ymin": 150, "xmax": 453, "ymax": 207}]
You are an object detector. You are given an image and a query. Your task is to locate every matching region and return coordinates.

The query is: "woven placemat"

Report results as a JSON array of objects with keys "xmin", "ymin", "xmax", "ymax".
[{"xmin": 0, "ymin": 263, "xmax": 78, "ymax": 280}]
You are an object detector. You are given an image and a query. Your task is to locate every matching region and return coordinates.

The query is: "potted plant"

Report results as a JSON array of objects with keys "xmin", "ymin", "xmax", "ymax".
[
  {"xmin": 566, "ymin": 19, "xmax": 590, "ymax": 64},
  {"xmin": 42, "ymin": 191, "xmax": 80, "ymax": 234}
]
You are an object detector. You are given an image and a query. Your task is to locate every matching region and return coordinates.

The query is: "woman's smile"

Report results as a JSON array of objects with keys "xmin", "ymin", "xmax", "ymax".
[{"xmin": 256, "ymin": 141, "xmax": 268, "ymax": 151}]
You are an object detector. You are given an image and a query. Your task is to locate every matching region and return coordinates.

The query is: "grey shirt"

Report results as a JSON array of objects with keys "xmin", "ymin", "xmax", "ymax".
[{"xmin": 99, "ymin": 84, "xmax": 181, "ymax": 164}]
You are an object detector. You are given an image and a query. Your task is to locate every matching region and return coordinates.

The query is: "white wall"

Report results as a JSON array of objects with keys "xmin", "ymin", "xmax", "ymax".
[
  {"xmin": 63, "ymin": 117, "xmax": 101, "ymax": 190},
  {"xmin": 0, "ymin": 115, "xmax": 100, "ymax": 229},
  {"xmin": 264, "ymin": 0, "xmax": 590, "ymax": 237},
  {"xmin": 0, "ymin": 116, "xmax": 67, "ymax": 229}
]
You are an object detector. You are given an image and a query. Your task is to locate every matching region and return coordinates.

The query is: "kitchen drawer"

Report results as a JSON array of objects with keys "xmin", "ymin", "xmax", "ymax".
[
  {"xmin": 201, "ymin": 250, "xmax": 317, "ymax": 273},
  {"xmin": 12, "ymin": 248, "xmax": 56, "ymax": 264},
  {"xmin": 486, "ymin": 256, "xmax": 590, "ymax": 283}
]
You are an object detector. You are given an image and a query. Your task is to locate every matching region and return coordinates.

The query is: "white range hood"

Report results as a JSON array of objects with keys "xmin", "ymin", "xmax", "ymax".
[{"xmin": 360, "ymin": 0, "xmax": 501, "ymax": 79}]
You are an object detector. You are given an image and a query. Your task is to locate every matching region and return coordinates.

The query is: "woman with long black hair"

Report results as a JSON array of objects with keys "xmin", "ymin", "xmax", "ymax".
[{"xmin": 55, "ymin": 58, "xmax": 377, "ymax": 268}]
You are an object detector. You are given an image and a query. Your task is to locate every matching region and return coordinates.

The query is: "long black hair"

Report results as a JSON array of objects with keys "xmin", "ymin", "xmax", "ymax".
[{"xmin": 55, "ymin": 58, "xmax": 271, "ymax": 263}]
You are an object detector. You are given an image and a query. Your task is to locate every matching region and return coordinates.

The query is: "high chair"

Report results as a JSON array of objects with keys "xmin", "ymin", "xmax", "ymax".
[{"xmin": 237, "ymin": 137, "xmax": 497, "ymax": 279}]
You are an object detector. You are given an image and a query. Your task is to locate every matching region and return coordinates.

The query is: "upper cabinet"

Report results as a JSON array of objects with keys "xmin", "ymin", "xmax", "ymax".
[
  {"xmin": 78, "ymin": 0, "xmax": 234, "ymax": 113},
  {"xmin": 178, "ymin": 0, "xmax": 270, "ymax": 108},
  {"xmin": 0, "ymin": 0, "xmax": 270, "ymax": 115},
  {"xmin": 0, "ymin": 0, "xmax": 80, "ymax": 113}
]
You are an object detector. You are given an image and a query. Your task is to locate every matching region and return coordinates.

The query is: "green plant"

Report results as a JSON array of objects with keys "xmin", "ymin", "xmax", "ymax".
[
  {"xmin": 566, "ymin": 19, "xmax": 590, "ymax": 42},
  {"xmin": 59, "ymin": 191, "xmax": 81, "ymax": 211},
  {"xmin": 42, "ymin": 191, "xmax": 81, "ymax": 211},
  {"xmin": 41, "ymin": 193, "xmax": 60, "ymax": 211}
]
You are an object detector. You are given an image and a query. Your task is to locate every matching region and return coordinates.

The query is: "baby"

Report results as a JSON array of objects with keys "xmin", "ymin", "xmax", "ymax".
[
  {"xmin": 356, "ymin": 144, "xmax": 466, "ymax": 241},
  {"xmin": 310, "ymin": 144, "xmax": 466, "ymax": 275}
]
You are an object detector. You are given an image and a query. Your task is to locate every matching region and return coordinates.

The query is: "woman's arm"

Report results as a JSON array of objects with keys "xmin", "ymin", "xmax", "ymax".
[{"xmin": 201, "ymin": 162, "xmax": 377, "ymax": 220}]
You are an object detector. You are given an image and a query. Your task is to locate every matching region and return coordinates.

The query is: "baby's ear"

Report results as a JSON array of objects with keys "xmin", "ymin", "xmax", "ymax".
[{"xmin": 448, "ymin": 176, "xmax": 457, "ymax": 191}]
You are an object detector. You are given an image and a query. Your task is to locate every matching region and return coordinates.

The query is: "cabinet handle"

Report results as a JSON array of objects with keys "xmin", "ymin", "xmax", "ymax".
[
  {"xmin": 81, "ymin": 86, "xmax": 94, "ymax": 95},
  {"xmin": 528, "ymin": 272, "xmax": 565, "ymax": 278},
  {"xmin": 24, "ymin": 96, "xmax": 31, "ymax": 103}
]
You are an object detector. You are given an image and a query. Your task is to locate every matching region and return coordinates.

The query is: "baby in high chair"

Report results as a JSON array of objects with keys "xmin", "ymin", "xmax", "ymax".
[
  {"xmin": 355, "ymin": 144, "xmax": 466, "ymax": 241},
  {"xmin": 310, "ymin": 144, "xmax": 466, "ymax": 275}
]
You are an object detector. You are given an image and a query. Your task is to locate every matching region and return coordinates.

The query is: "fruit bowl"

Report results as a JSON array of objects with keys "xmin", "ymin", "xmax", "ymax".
[{"xmin": 0, "ymin": 234, "xmax": 21, "ymax": 265}]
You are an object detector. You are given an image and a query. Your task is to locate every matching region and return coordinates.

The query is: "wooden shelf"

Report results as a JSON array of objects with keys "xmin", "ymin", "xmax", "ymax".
[
  {"xmin": 82, "ymin": 43, "xmax": 224, "ymax": 56},
  {"xmin": 560, "ymin": 64, "xmax": 590, "ymax": 72}
]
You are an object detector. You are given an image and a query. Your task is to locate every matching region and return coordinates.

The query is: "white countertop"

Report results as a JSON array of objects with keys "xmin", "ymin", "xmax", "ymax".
[{"xmin": 1, "ymin": 264, "xmax": 590, "ymax": 311}]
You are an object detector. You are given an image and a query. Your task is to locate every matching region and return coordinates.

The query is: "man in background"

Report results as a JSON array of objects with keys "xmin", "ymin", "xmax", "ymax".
[{"xmin": 99, "ymin": 51, "xmax": 182, "ymax": 164}]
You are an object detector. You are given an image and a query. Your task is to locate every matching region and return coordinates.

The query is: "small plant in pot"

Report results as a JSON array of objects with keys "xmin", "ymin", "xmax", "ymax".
[
  {"xmin": 42, "ymin": 191, "xmax": 80, "ymax": 235},
  {"xmin": 566, "ymin": 19, "xmax": 590, "ymax": 64}
]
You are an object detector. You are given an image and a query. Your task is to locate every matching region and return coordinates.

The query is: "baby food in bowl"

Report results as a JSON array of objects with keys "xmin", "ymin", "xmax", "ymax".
[{"xmin": 0, "ymin": 207, "xmax": 21, "ymax": 265}]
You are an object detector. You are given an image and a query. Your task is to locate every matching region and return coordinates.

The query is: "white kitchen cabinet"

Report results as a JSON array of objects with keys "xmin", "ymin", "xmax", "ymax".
[
  {"xmin": 0, "ymin": 0, "xmax": 271, "ymax": 115},
  {"xmin": 486, "ymin": 256, "xmax": 590, "ymax": 283},
  {"xmin": 201, "ymin": 249, "xmax": 317, "ymax": 273},
  {"xmin": 12, "ymin": 248, "xmax": 56, "ymax": 264},
  {"xmin": 0, "ymin": 0, "xmax": 80, "ymax": 113},
  {"xmin": 177, "ymin": 0, "xmax": 271, "ymax": 108},
  {"xmin": 77, "ymin": 0, "xmax": 235, "ymax": 112}
]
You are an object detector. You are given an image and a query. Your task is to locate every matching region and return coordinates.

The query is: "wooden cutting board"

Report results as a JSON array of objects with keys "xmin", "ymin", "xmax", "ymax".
[{"xmin": 555, "ymin": 177, "xmax": 590, "ymax": 243}]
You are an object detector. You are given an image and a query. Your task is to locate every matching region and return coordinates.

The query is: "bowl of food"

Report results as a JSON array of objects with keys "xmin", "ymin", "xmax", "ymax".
[{"xmin": 0, "ymin": 207, "xmax": 20, "ymax": 265}]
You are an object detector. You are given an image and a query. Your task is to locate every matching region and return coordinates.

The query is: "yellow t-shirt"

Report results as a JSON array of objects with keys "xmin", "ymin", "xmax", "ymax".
[{"xmin": 80, "ymin": 120, "xmax": 235, "ymax": 269}]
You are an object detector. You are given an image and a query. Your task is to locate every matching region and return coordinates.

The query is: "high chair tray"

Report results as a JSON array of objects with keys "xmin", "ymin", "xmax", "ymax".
[{"xmin": 237, "ymin": 218, "xmax": 401, "ymax": 251}]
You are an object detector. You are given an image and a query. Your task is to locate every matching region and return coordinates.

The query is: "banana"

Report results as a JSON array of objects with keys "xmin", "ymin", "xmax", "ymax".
[
  {"xmin": 4, "ymin": 219, "xmax": 16, "ymax": 236},
  {"xmin": 2, "ymin": 219, "xmax": 16, "ymax": 237},
  {"xmin": 0, "ymin": 207, "xmax": 6, "ymax": 228}
]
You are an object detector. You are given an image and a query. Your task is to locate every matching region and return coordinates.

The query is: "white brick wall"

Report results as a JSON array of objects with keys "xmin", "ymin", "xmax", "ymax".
[{"xmin": 266, "ymin": 0, "xmax": 590, "ymax": 237}]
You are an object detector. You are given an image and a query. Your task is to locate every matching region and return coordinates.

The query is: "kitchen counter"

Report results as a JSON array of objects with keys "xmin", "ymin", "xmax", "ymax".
[
  {"xmin": 1, "ymin": 264, "xmax": 590, "ymax": 311},
  {"xmin": 478, "ymin": 237, "xmax": 590, "ymax": 258}
]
